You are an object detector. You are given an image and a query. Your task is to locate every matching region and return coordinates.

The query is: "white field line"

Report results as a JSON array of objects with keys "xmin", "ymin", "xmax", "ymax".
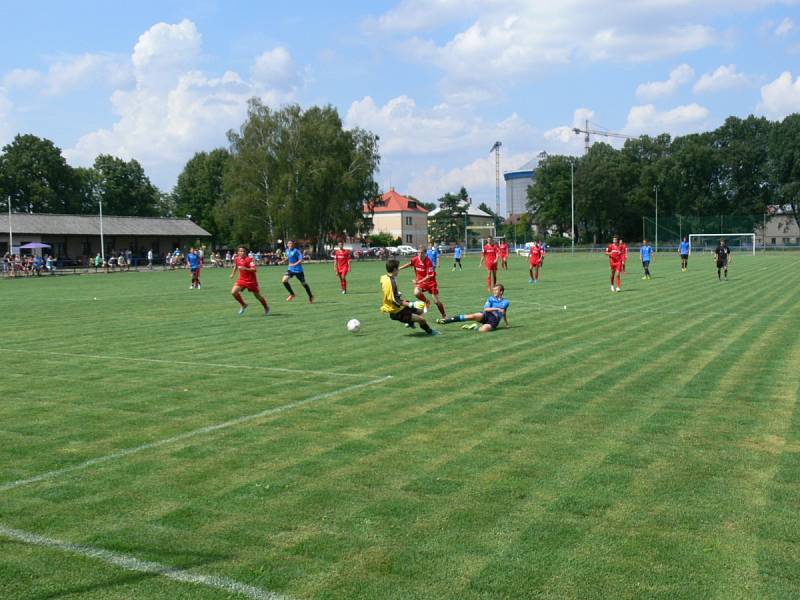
[
  {"xmin": 0, "ymin": 376, "xmax": 392, "ymax": 493},
  {"xmin": 0, "ymin": 524, "xmax": 289, "ymax": 600},
  {"xmin": 2, "ymin": 348, "xmax": 382, "ymax": 379}
]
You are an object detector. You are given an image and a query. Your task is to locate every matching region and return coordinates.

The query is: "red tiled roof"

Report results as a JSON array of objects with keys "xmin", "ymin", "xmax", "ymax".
[{"xmin": 364, "ymin": 190, "xmax": 429, "ymax": 214}]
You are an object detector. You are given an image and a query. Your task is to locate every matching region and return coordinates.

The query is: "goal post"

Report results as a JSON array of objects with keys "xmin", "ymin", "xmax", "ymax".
[{"xmin": 688, "ymin": 233, "xmax": 756, "ymax": 256}]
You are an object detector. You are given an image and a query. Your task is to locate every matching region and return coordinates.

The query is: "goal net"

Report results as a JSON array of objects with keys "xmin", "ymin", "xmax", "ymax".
[{"xmin": 688, "ymin": 233, "xmax": 756, "ymax": 255}]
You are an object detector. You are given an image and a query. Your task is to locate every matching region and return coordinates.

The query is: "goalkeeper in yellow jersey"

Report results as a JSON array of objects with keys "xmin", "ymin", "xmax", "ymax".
[{"xmin": 380, "ymin": 259, "xmax": 440, "ymax": 335}]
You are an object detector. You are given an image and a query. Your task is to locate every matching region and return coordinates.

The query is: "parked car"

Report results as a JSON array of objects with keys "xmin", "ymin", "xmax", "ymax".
[
  {"xmin": 516, "ymin": 242, "xmax": 534, "ymax": 256},
  {"xmin": 397, "ymin": 245, "xmax": 417, "ymax": 255},
  {"xmin": 385, "ymin": 246, "xmax": 399, "ymax": 255},
  {"xmin": 436, "ymin": 244, "xmax": 449, "ymax": 254}
]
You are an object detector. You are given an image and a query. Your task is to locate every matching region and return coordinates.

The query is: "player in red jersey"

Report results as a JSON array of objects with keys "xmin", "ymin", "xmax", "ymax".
[
  {"xmin": 400, "ymin": 245, "xmax": 447, "ymax": 318},
  {"xmin": 479, "ymin": 237, "xmax": 499, "ymax": 292},
  {"xmin": 229, "ymin": 245, "xmax": 270, "ymax": 315},
  {"xmin": 605, "ymin": 235, "xmax": 623, "ymax": 292},
  {"xmin": 619, "ymin": 237, "xmax": 629, "ymax": 272},
  {"xmin": 499, "ymin": 239, "xmax": 509, "ymax": 270},
  {"xmin": 528, "ymin": 241, "xmax": 543, "ymax": 284},
  {"xmin": 332, "ymin": 241, "xmax": 352, "ymax": 294}
]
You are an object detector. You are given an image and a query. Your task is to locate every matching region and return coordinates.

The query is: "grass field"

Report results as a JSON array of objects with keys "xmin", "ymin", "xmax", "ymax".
[{"xmin": 1, "ymin": 252, "xmax": 799, "ymax": 599}]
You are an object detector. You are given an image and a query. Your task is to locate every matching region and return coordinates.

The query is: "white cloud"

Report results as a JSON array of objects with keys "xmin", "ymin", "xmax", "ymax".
[
  {"xmin": 624, "ymin": 102, "xmax": 711, "ymax": 136},
  {"xmin": 405, "ymin": 151, "xmax": 536, "ymax": 204},
  {"xmin": 0, "ymin": 89, "xmax": 13, "ymax": 146},
  {"xmin": 757, "ymin": 71, "xmax": 800, "ymax": 119},
  {"xmin": 544, "ymin": 108, "xmax": 596, "ymax": 153},
  {"xmin": 45, "ymin": 53, "xmax": 132, "ymax": 95},
  {"xmin": 345, "ymin": 95, "xmax": 535, "ymax": 156},
  {"xmin": 636, "ymin": 64, "xmax": 695, "ymax": 99},
  {"xmin": 775, "ymin": 17, "xmax": 794, "ymax": 36},
  {"xmin": 693, "ymin": 64, "xmax": 748, "ymax": 94},
  {"xmin": 65, "ymin": 20, "xmax": 303, "ymax": 188},
  {"xmin": 3, "ymin": 68, "xmax": 42, "ymax": 89},
  {"xmin": 371, "ymin": 2, "xmax": 729, "ymax": 102}
]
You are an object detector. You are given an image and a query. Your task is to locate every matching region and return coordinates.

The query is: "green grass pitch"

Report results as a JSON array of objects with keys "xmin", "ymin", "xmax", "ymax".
[{"xmin": 1, "ymin": 252, "xmax": 799, "ymax": 599}]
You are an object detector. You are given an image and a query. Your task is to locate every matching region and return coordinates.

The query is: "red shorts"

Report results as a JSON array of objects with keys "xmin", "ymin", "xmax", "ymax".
[
  {"xmin": 336, "ymin": 267, "xmax": 349, "ymax": 276},
  {"xmin": 485, "ymin": 263, "xmax": 498, "ymax": 272},
  {"xmin": 500, "ymin": 253, "xmax": 508, "ymax": 260},
  {"xmin": 609, "ymin": 262, "xmax": 622, "ymax": 272},
  {"xmin": 529, "ymin": 259, "xmax": 541, "ymax": 268},
  {"xmin": 416, "ymin": 280, "xmax": 439, "ymax": 295},
  {"xmin": 236, "ymin": 279, "xmax": 260, "ymax": 293}
]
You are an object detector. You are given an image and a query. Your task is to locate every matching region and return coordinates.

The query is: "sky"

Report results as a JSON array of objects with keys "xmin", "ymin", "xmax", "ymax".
[{"xmin": 1, "ymin": 0, "xmax": 799, "ymax": 213}]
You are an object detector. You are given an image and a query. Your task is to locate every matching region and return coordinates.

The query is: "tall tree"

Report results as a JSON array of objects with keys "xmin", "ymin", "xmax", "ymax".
[
  {"xmin": 173, "ymin": 148, "xmax": 231, "ymax": 240},
  {"xmin": 91, "ymin": 155, "xmax": 161, "ymax": 216},
  {"xmin": 0, "ymin": 134, "xmax": 81, "ymax": 213},
  {"xmin": 527, "ymin": 155, "xmax": 574, "ymax": 238},
  {"xmin": 428, "ymin": 187, "xmax": 469, "ymax": 243},
  {"xmin": 769, "ymin": 113, "xmax": 800, "ymax": 231}
]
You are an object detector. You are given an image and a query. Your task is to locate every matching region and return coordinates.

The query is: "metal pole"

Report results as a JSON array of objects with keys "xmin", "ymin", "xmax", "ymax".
[
  {"xmin": 7, "ymin": 196, "xmax": 12, "ymax": 254},
  {"xmin": 99, "ymin": 198, "xmax": 105, "ymax": 263},
  {"xmin": 570, "ymin": 160, "xmax": 575, "ymax": 255},
  {"xmin": 654, "ymin": 185, "xmax": 658, "ymax": 253},
  {"xmin": 763, "ymin": 212, "xmax": 767, "ymax": 252}
]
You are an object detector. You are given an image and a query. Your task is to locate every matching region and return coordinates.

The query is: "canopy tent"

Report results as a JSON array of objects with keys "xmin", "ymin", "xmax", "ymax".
[{"xmin": 19, "ymin": 242, "xmax": 51, "ymax": 249}]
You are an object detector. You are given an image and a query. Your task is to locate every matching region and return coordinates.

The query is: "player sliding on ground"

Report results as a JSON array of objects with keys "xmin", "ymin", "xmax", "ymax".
[
  {"xmin": 332, "ymin": 241, "xmax": 352, "ymax": 294},
  {"xmin": 437, "ymin": 284, "xmax": 509, "ymax": 332},
  {"xmin": 528, "ymin": 240, "xmax": 542, "ymax": 284},
  {"xmin": 230, "ymin": 246, "xmax": 270, "ymax": 316},
  {"xmin": 605, "ymin": 235, "xmax": 623, "ymax": 292},
  {"xmin": 380, "ymin": 259, "xmax": 439, "ymax": 335},
  {"xmin": 479, "ymin": 237, "xmax": 499, "ymax": 292},
  {"xmin": 399, "ymin": 245, "xmax": 447, "ymax": 318},
  {"xmin": 282, "ymin": 240, "xmax": 314, "ymax": 303}
]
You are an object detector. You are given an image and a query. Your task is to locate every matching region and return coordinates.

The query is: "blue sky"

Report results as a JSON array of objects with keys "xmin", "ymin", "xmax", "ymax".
[{"xmin": 1, "ymin": 1, "xmax": 799, "ymax": 213}]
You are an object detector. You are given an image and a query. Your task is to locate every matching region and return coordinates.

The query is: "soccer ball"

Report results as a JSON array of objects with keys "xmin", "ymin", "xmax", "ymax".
[
  {"xmin": 413, "ymin": 300, "xmax": 427, "ymax": 312},
  {"xmin": 347, "ymin": 318, "xmax": 361, "ymax": 333}
]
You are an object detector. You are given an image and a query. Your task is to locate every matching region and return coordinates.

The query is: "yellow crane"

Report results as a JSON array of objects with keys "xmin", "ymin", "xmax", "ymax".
[{"xmin": 572, "ymin": 120, "xmax": 632, "ymax": 153}]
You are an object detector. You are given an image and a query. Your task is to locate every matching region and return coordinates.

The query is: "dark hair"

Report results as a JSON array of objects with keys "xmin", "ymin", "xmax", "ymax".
[
  {"xmin": 385, "ymin": 258, "xmax": 400, "ymax": 272},
  {"xmin": 237, "ymin": 245, "xmax": 248, "ymax": 252},
  {"xmin": 494, "ymin": 283, "xmax": 505, "ymax": 293}
]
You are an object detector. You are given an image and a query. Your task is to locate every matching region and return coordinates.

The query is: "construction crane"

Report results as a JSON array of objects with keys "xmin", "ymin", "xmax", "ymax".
[
  {"xmin": 572, "ymin": 120, "xmax": 632, "ymax": 153},
  {"xmin": 489, "ymin": 141, "xmax": 501, "ymax": 214}
]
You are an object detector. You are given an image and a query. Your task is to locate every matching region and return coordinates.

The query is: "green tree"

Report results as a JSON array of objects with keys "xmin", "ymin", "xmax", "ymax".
[
  {"xmin": 769, "ymin": 113, "xmax": 800, "ymax": 231},
  {"xmin": 526, "ymin": 155, "xmax": 574, "ymax": 238},
  {"xmin": 428, "ymin": 187, "xmax": 469, "ymax": 243},
  {"xmin": 0, "ymin": 134, "xmax": 82, "ymax": 213},
  {"xmin": 90, "ymin": 155, "xmax": 161, "ymax": 216},
  {"xmin": 173, "ymin": 148, "xmax": 231, "ymax": 240}
]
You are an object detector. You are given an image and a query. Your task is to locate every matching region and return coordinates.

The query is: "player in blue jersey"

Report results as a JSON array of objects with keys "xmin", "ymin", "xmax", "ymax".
[
  {"xmin": 281, "ymin": 240, "xmax": 314, "ymax": 302},
  {"xmin": 186, "ymin": 247, "xmax": 202, "ymax": 289},
  {"xmin": 679, "ymin": 236, "xmax": 690, "ymax": 271},
  {"xmin": 451, "ymin": 244, "xmax": 463, "ymax": 271},
  {"xmin": 640, "ymin": 239, "xmax": 654, "ymax": 280},
  {"xmin": 426, "ymin": 245, "xmax": 440, "ymax": 269},
  {"xmin": 436, "ymin": 284, "xmax": 509, "ymax": 332}
]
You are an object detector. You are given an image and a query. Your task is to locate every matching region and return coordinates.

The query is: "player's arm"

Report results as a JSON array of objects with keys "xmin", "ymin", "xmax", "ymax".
[
  {"xmin": 398, "ymin": 261, "xmax": 412, "ymax": 270},
  {"xmin": 229, "ymin": 262, "xmax": 238, "ymax": 279}
]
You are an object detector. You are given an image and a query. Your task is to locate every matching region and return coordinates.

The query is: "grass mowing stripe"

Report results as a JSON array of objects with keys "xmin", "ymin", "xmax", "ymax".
[
  {"xmin": 0, "ymin": 377, "xmax": 392, "ymax": 493},
  {"xmin": 0, "ymin": 348, "xmax": 379, "ymax": 379},
  {"xmin": 0, "ymin": 524, "xmax": 289, "ymax": 600}
]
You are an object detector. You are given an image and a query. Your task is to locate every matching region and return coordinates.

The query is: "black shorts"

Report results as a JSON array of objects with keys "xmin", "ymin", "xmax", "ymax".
[
  {"xmin": 389, "ymin": 306, "xmax": 417, "ymax": 324},
  {"xmin": 481, "ymin": 310, "xmax": 501, "ymax": 330},
  {"xmin": 680, "ymin": 254, "xmax": 689, "ymax": 260},
  {"xmin": 642, "ymin": 260, "xmax": 650, "ymax": 268},
  {"xmin": 454, "ymin": 257, "xmax": 461, "ymax": 263},
  {"xmin": 284, "ymin": 270, "xmax": 306, "ymax": 283},
  {"xmin": 716, "ymin": 260, "xmax": 728, "ymax": 269}
]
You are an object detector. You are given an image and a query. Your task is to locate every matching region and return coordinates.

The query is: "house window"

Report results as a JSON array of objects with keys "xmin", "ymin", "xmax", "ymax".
[
  {"xmin": 408, "ymin": 201, "xmax": 417, "ymax": 209},
  {"xmin": 406, "ymin": 234, "xmax": 413, "ymax": 244},
  {"xmin": 783, "ymin": 237, "xmax": 790, "ymax": 244},
  {"xmin": 405, "ymin": 216, "xmax": 413, "ymax": 226},
  {"xmin": 771, "ymin": 238, "xmax": 776, "ymax": 244}
]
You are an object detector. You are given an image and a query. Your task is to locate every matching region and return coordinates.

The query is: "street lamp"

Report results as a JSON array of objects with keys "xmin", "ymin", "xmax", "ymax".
[
  {"xmin": 6, "ymin": 195, "xmax": 12, "ymax": 255},
  {"xmin": 653, "ymin": 184, "xmax": 659, "ymax": 253}
]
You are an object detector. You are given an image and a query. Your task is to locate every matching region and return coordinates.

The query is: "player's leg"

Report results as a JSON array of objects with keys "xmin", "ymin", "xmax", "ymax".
[
  {"xmin": 430, "ymin": 291, "xmax": 446, "ymax": 317},
  {"xmin": 294, "ymin": 272, "xmax": 313, "ymax": 302},
  {"xmin": 616, "ymin": 268, "xmax": 621, "ymax": 291},
  {"xmin": 196, "ymin": 268, "xmax": 201, "ymax": 289},
  {"xmin": 253, "ymin": 289, "xmax": 270, "ymax": 314},
  {"xmin": 535, "ymin": 265, "xmax": 540, "ymax": 281},
  {"xmin": 414, "ymin": 286, "xmax": 430, "ymax": 308},
  {"xmin": 437, "ymin": 311, "xmax": 483, "ymax": 324},
  {"xmin": 528, "ymin": 266, "xmax": 534, "ymax": 283},
  {"xmin": 282, "ymin": 272, "xmax": 296, "ymax": 299},
  {"xmin": 610, "ymin": 267, "xmax": 616, "ymax": 291},
  {"xmin": 231, "ymin": 284, "xmax": 248, "ymax": 314}
]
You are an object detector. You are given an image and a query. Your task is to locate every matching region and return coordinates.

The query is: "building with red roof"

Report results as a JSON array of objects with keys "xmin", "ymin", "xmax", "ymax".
[{"xmin": 363, "ymin": 188, "xmax": 428, "ymax": 247}]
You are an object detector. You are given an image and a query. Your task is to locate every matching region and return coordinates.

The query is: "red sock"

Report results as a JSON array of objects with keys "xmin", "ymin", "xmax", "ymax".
[
  {"xmin": 233, "ymin": 292, "xmax": 246, "ymax": 307},
  {"xmin": 342, "ymin": 278, "xmax": 347, "ymax": 292}
]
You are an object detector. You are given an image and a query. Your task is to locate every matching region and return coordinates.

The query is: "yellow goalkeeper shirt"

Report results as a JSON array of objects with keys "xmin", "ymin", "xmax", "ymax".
[{"xmin": 380, "ymin": 274, "xmax": 403, "ymax": 314}]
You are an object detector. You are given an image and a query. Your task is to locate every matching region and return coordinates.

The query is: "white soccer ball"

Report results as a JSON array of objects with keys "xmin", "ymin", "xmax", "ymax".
[{"xmin": 347, "ymin": 318, "xmax": 361, "ymax": 333}]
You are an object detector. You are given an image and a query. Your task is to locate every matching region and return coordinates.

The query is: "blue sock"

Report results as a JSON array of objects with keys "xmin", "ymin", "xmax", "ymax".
[{"xmin": 456, "ymin": 314, "xmax": 465, "ymax": 322}]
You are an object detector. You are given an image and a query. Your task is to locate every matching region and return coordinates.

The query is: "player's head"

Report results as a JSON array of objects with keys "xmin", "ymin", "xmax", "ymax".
[
  {"xmin": 417, "ymin": 245, "xmax": 426, "ymax": 256},
  {"xmin": 720, "ymin": 238, "xmax": 726, "ymax": 246},
  {"xmin": 613, "ymin": 235, "xmax": 619, "ymax": 243},
  {"xmin": 486, "ymin": 237, "xmax": 492, "ymax": 245},
  {"xmin": 643, "ymin": 238, "xmax": 648, "ymax": 244},
  {"xmin": 237, "ymin": 245, "xmax": 248, "ymax": 257},
  {"xmin": 493, "ymin": 283, "xmax": 505, "ymax": 297},
  {"xmin": 385, "ymin": 258, "xmax": 400, "ymax": 275},
  {"xmin": 287, "ymin": 240, "xmax": 294, "ymax": 249},
  {"xmin": 683, "ymin": 235, "xmax": 689, "ymax": 241},
  {"xmin": 338, "ymin": 240, "xmax": 344, "ymax": 249}
]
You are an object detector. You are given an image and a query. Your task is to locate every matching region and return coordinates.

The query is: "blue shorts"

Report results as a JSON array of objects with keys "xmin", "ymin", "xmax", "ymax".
[{"xmin": 482, "ymin": 311, "xmax": 501, "ymax": 330}]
